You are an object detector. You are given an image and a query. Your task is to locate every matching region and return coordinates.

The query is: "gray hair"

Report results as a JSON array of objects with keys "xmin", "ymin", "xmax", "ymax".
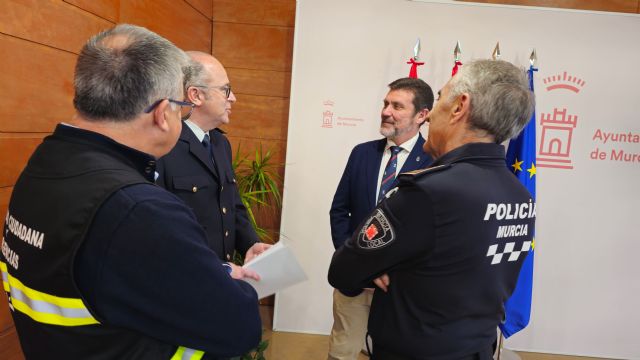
[
  {"xmin": 183, "ymin": 51, "xmax": 209, "ymax": 92},
  {"xmin": 447, "ymin": 60, "xmax": 535, "ymax": 143},
  {"xmin": 73, "ymin": 24, "xmax": 188, "ymax": 121}
]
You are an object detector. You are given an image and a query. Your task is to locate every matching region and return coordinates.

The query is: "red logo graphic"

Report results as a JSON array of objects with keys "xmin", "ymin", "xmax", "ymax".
[
  {"xmin": 544, "ymin": 71, "xmax": 585, "ymax": 93},
  {"xmin": 322, "ymin": 100, "xmax": 334, "ymax": 128},
  {"xmin": 365, "ymin": 224, "xmax": 379, "ymax": 241},
  {"xmin": 537, "ymin": 108, "xmax": 578, "ymax": 169}
]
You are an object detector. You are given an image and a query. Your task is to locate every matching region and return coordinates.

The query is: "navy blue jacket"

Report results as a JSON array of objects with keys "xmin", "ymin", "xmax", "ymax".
[
  {"xmin": 329, "ymin": 134, "xmax": 432, "ymax": 250},
  {"xmin": 329, "ymin": 143, "xmax": 536, "ymax": 359},
  {"xmin": 156, "ymin": 125, "xmax": 258, "ymax": 262}
]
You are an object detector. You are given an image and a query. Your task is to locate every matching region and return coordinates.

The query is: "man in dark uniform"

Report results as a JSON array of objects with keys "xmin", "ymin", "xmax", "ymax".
[
  {"xmin": 156, "ymin": 51, "xmax": 270, "ymax": 264},
  {"xmin": 1, "ymin": 25, "xmax": 261, "ymax": 359},
  {"xmin": 328, "ymin": 59, "xmax": 536, "ymax": 360}
]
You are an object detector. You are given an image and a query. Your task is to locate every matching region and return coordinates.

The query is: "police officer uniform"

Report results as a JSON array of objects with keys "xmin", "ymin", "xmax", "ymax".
[
  {"xmin": 328, "ymin": 142, "xmax": 536, "ymax": 360},
  {"xmin": 156, "ymin": 124, "xmax": 258, "ymax": 262},
  {"xmin": 1, "ymin": 124, "xmax": 261, "ymax": 359}
]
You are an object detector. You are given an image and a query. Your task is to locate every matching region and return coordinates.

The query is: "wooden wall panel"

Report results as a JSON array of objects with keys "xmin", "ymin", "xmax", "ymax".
[
  {"xmin": 186, "ymin": 0, "xmax": 213, "ymax": 20},
  {"xmin": 0, "ymin": 0, "xmax": 113, "ymax": 54},
  {"xmin": 227, "ymin": 68, "xmax": 291, "ymax": 98},
  {"xmin": 0, "ymin": 34, "xmax": 76, "ymax": 133},
  {"xmin": 0, "ymin": 187, "xmax": 12, "ymax": 221},
  {"xmin": 120, "ymin": 0, "xmax": 212, "ymax": 52},
  {"xmin": 212, "ymin": 0, "xmax": 296, "ymax": 27},
  {"xmin": 220, "ymin": 96, "xmax": 289, "ymax": 140},
  {"xmin": 212, "ymin": 22, "xmax": 294, "ymax": 71},
  {"xmin": 64, "ymin": 0, "xmax": 120, "ymax": 23},
  {"xmin": 0, "ymin": 1, "xmax": 216, "ymax": 358},
  {"xmin": 458, "ymin": 0, "xmax": 640, "ymax": 13},
  {"xmin": 0, "ymin": 137, "xmax": 45, "ymax": 188}
]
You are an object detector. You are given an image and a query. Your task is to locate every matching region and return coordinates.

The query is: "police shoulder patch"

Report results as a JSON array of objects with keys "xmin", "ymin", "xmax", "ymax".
[
  {"xmin": 398, "ymin": 164, "xmax": 451, "ymax": 181},
  {"xmin": 357, "ymin": 209, "xmax": 395, "ymax": 250}
]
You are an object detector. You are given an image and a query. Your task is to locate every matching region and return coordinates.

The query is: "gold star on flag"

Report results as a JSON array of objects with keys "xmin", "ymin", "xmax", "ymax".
[
  {"xmin": 511, "ymin": 158, "xmax": 523, "ymax": 172},
  {"xmin": 531, "ymin": 239, "xmax": 535, "ymax": 250},
  {"xmin": 527, "ymin": 163, "xmax": 536, "ymax": 178}
]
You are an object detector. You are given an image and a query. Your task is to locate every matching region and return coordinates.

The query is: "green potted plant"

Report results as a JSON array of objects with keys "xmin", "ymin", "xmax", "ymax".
[{"xmin": 232, "ymin": 143, "xmax": 282, "ymax": 360}]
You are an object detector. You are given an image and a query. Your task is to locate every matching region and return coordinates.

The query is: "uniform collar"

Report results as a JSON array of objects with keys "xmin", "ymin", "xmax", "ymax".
[
  {"xmin": 431, "ymin": 142, "xmax": 505, "ymax": 167},
  {"xmin": 55, "ymin": 123, "xmax": 157, "ymax": 182}
]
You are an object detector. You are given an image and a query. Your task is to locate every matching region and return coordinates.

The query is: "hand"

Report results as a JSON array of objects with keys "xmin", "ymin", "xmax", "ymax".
[
  {"xmin": 373, "ymin": 274, "xmax": 390, "ymax": 292},
  {"xmin": 244, "ymin": 242, "xmax": 272, "ymax": 263},
  {"xmin": 228, "ymin": 262, "xmax": 261, "ymax": 281}
]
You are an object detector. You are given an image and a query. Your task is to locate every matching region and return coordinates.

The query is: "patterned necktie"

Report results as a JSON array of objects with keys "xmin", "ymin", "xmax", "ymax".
[
  {"xmin": 378, "ymin": 146, "xmax": 402, "ymax": 203},
  {"xmin": 202, "ymin": 133, "xmax": 215, "ymax": 166}
]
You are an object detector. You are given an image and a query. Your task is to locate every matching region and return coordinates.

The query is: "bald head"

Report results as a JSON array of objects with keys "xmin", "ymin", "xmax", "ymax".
[
  {"xmin": 184, "ymin": 51, "xmax": 225, "ymax": 91},
  {"xmin": 183, "ymin": 51, "xmax": 236, "ymax": 130}
]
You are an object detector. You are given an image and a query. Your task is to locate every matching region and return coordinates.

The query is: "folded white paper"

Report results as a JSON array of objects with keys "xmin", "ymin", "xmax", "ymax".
[{"xmin": 242, "ymin": 241, "xmax": 307, "ymax": 299}]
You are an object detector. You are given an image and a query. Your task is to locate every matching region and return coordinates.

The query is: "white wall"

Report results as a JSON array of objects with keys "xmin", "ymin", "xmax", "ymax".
[{"xmin": 275, "ymin": 1, "xmax": 640, "ymax": 358}]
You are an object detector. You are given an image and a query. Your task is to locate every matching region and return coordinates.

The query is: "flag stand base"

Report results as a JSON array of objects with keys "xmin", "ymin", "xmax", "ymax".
[
  {"xmin": 498, "ymin": 348, "xmax": 521, "ymax": 360},
  {"xmin": 496, "ymin": 333, "xmax": 521, "ymax": 360}
]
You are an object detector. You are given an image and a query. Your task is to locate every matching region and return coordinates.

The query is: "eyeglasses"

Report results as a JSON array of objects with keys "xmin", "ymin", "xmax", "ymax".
[
  {"xmin": 144, "ymin": 98, "xmax": 195, "ymax": 120},
  {"xmin": 191, "ymin": 84, "xmax": 232, "ymax": 99}
]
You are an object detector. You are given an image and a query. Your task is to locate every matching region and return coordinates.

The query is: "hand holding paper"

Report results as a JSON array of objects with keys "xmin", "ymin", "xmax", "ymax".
[{"xmin": 242, "ymin": 241, "xmax": 307, "ymax": 299}]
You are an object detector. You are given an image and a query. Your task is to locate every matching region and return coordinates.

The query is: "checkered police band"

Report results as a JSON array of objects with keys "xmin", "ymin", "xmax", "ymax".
[{"xmin": 486, "ymin": 241, "xmax": 532, "ymax": 265}]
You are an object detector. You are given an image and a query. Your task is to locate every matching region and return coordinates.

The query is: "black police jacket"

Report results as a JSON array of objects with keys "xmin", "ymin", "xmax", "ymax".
[
  {"xmin": 328, "ymin": 143, "xmax": 536, "ymax": 359},
  {"xmin": 156, "ymin": 126, "xmax": 258, "ymax": 262}
]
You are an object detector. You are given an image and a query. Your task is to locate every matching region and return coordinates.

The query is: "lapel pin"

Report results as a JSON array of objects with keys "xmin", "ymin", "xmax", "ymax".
[{"xmin": 416, "ymin": 156, "xmax": 420, "ymax": 162}]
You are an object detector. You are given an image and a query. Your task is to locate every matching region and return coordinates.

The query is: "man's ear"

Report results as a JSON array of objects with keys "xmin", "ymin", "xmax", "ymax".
[
  {"xmin": 186, "ymin": 87, "xmax": 202, "ymax": 106},
  {"xmin": 450, "ymin": 93, "xmax": 470, "ymax": 125},
  {"xmin": 152, "ymin": 99, "xmax": 172, "ymax": 132},
  {"xmin": 415, "ymin": 108, "xmax": 429, "ymax": 125}
]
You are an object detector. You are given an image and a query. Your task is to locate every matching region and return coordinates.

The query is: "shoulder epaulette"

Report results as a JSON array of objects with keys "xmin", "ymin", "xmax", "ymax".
[{"xmin": 398, "ymin": 164, "xmax": 451, "ymax": 180}]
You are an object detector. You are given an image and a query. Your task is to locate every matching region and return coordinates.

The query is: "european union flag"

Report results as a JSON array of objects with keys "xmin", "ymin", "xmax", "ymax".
[{"xmin": 500, "ymin": 65, "xmax": 537, "ymax": 338}]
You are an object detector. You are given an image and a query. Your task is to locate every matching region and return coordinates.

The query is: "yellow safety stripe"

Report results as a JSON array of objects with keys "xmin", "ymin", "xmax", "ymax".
[
  {"xmin": 0, "ymin": 261, "xmax": 99, "ymax": 326},
  {"xmin": 1, "ymin": 261, "xmax": 9, "ymax": 292},
  {"xmin": 170, "ymin": 346, "xmax": 205, "ymax": 360}
]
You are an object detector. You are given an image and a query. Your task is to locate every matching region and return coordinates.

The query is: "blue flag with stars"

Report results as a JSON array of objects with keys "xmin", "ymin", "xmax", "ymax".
[{"xmin": 500, "ymin": 65, "xmax": 537, "ymax": 338}]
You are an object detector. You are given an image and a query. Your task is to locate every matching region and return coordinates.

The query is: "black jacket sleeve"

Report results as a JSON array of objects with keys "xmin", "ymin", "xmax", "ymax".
[
  {"xmin": 328, "ymin": 184, "xmax": 436, "ymax": 291},
  {"xmin": 76, "ymin": 185, "xmax": 261, "ymax": 357}
]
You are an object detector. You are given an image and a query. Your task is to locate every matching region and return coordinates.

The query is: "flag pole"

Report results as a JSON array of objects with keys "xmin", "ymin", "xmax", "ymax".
[{"xmin": 498, "ymin": 48, "xmax": 538, "ymax": 360}]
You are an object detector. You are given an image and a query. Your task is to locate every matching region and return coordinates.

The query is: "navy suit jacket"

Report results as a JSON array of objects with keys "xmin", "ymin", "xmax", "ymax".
[
  {"xmin": 156, "ymin": 125, "xmax": 258, "ymax": 262},
  {"xmin": 330, "ymin": 134, "xmax": 432, "ymax": 250}
]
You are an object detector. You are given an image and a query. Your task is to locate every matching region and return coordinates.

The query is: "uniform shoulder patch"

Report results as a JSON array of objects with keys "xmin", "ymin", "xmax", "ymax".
[
  {"xmin": 398, "ymin": 164, "xmax": 451, "ymax": 180},
  {"xmin": 357, "ymin": 209, "xmax": 395, "ymax": 250}
]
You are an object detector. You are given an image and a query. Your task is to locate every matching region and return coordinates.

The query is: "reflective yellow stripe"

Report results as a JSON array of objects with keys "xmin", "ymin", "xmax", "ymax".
[
  {"xmin": 171, "ymin": 346, "xmax": 204, "ymax": 360},
  {"xmin": 10, "ymin": 296, "xmax": 98, "ymax": 326},
  {"xmin": 0, "ymin": 262, "xmax": 98, "ymax": 326},
  {"xmin": 1, "ymin": 261, "xmax": 9, "ymax": 292},
  {"xmin": 9, "ymin": 274, "xmax": 88, "ymax": 309}
]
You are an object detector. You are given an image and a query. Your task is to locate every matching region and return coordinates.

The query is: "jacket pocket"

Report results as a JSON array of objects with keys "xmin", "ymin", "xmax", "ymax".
[{"xmin": 172, "ymin": 175, "xmax": 210, "ymax": 192}]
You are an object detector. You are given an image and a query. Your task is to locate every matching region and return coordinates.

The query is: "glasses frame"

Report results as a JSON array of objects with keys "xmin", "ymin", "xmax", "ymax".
[
  {"xmin": 144, "ymin": 98, "xmax": 195, "ymax": 120},
  {"xmin": 191, "ymin": 84, "xmax": 232, "ymax": 99}
]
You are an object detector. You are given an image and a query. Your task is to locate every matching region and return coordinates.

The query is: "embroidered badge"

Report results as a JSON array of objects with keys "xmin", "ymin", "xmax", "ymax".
[{"xmin": 357, "ymin": 209, "xmax": 395, "ymax": 250}]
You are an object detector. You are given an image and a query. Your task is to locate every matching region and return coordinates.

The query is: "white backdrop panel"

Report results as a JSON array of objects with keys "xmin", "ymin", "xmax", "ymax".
[{"xmin": 275, "ymin": 1, "xmax": 640, "ymax": 358}]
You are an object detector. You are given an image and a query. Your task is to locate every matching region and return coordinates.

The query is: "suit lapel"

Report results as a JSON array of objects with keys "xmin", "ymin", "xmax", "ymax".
[
  {"xmin": 182, "ymin": 126, "xmax": 218, "ymax": 179},
  {"xmin": 208, "ymin": 131, "xmax": 226, "ymax": 180},
  {"xmin": 365, "ymin": 139, "xmax": 386, "ymax": 208},
  {"xmin": 399, "ymin": 133, "xmax": 430, "ymax": 173}
]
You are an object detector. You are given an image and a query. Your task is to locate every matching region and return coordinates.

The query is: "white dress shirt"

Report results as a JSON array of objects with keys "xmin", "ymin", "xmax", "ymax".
[{"xmin": 375, "ymin": 132, "xmax": 420, "ymax": 203}]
